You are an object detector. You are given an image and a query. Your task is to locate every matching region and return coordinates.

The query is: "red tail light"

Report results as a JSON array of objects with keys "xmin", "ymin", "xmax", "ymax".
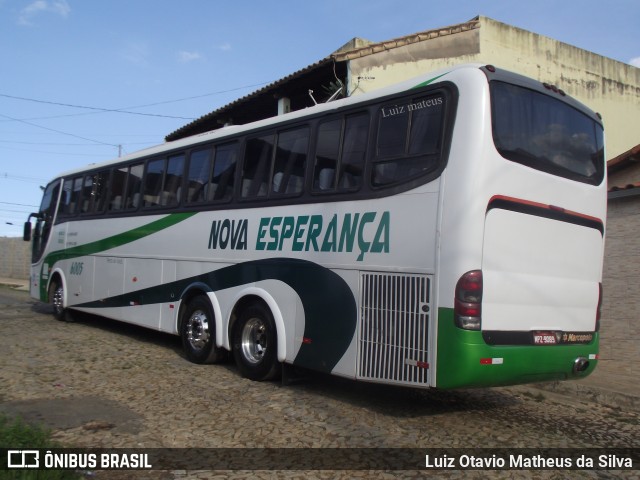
[
  {"xmin": 595, "ymin": 283, "xmax": 603, "ymax": 331},
  {"xmin": 454, "ymin": 270, "xmax": 482, "ymax": 330}
]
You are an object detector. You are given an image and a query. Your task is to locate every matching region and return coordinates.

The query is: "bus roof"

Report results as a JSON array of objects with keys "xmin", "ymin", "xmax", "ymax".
[{"xmin": 53, "ymin": 62, "xmax": 600, "ymax": 180}]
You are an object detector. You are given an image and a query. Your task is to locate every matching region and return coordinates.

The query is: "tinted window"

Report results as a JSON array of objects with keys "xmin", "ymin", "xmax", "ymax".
[
  {"xmin": 164, "ymin": 154, "xmax": 184, "ymax": 206},
  {"xmin": 313, "ymin": 113, "xmax": 368, "ymax": 193},
  {"xmin": 272, "ymin": 127, "xmax": 308, "ymax": 195},
  {"xmin": 491, "ymin": 81, "xmax": 604, "ymax": 185},
  {"xmin": 186, "ymin": 148, "xmax": 212, "ymax": 203},
  {"xmin": 313, "ymin": 119, "xmax": 341, "ymax": 191},
  {"xmin": 91, "ymin": 170, "xmax": 110, "ymax": 213},
  {"xmin": 143, "ymin": 159, "xmax": 164, "ymax": 207},
  {"xmin": 339, "ymin": 113, "xmax": 368, "ymax": 190},
  {"xmin": 79, "ymin": 175, "xmax": 94, "ymax": 213},
  {"xmin": 32, "ymin": 180, "xmax": 60, "ymax": 262},
  {"xmin": 242, "ymin": 135, "xmax": 274, "ymax": 198},
  {"xmin": 123, "ymin": 163, "xmax": 143, "ymax": 209},
  {"xmin": 109, "ymin": 167, "xmax": 128, "ymax": 211},
  {"xmin": 373, "ymin": 94, "xmax": 445, "ymax": 187},
  {"xmin": 210, "ymin": 142, "xmax": 237, "ymax": 201},
  {"xmin": 62, "ymin": 177, "xmax": 83, "ymax": 215}
]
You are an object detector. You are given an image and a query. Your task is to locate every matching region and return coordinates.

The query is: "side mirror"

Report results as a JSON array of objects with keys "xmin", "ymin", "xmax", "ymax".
[
  {"xmin": 23, "ymin": 213, "xmax": 40, "ymax": 242},
  {"xmin": 23, "ymin": 221, "xmax": 32, "ymax": 242}
]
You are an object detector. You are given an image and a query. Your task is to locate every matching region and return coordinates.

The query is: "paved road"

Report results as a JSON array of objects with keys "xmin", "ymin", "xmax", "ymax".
[{"xmin": 0, "ymin": 286, "xmax": 638, "ymax": 479}]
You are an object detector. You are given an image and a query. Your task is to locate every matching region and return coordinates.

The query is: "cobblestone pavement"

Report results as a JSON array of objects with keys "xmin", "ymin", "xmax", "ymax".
[{"xmin": 0, "ymin": 286, "xmax": 638, "ymax": 479}]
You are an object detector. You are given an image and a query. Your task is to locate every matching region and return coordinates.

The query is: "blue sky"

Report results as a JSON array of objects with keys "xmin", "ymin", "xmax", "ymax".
[{"xmin": 0, "ymin": 0, "xmax": 638, "ymax": 237}]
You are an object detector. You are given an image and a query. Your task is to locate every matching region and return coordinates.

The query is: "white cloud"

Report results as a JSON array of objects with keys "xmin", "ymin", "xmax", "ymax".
[
  {"xmin": 18, "ymin": 0, "xmax": 70, "ymax": 26},
  {"xmin": 121, "ymin": 42, "xmax": 150, "ymax": 67},
  {"xmin": 217, "ymin": 42, "xmax": 232, "ymax": 52},
  {"xmin": 629, "ymin": 57, "xmax": 640, "ymax": 68},
  {"xmin": 177, "ymin": 50, "xmax": 202, "ymax": 63},
  {"xmin": 51, "ymin": 0, "xmax": 70, "ymax": 16}
]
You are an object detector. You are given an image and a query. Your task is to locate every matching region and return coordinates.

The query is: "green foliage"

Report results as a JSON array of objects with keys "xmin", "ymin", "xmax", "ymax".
[{"xmin": 0, "ymin": 414, "xmax": 81, "ymax": 480}]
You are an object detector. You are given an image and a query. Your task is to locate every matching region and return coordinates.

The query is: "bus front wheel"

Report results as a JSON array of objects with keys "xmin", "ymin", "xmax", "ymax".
[
  {"xmin": 180, "ymin": 295, "xmax": 225, "ymax": 364},
  {"xmin": 48, "ymin": 280, "xmax": 72, "ymax": 322},
  {"xmin": 232, "ymin": 303, "xmax": 280, "ymax": 381}
]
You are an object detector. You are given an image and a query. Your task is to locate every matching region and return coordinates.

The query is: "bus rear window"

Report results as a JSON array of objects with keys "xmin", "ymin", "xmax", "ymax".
[{"xmin": 490, "ymin": 81, "xmax": 604, "ymax": 185}]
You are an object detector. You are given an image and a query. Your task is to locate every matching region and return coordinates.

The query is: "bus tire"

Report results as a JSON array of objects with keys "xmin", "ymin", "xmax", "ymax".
[
  {"xmin": 232, "ymin": 303, "xmax": 280, "ymax": 381},
  {"xmin": 180, "ymin": 295, "xmax": 225, "ymax": 364},
  {"xmin": 48, "ymin": 280, "xmax": 73, "ymax": 322}
]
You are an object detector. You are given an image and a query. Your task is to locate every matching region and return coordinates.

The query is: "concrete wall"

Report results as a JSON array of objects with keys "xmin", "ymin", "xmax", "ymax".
[
  {"xmin": 344, "ymin": 16, "xmax": 640, "ymax": 160},
  {"xmin": 479, "ymin": 16, "xmax": 640, "ymax": 161},
  {"xmin": 600, "ymin": 196, "xmax": 640, "ymax": 375},
  {"xmin": 0, "ymin": 237, "xmax": 31, "ymax": 280}
]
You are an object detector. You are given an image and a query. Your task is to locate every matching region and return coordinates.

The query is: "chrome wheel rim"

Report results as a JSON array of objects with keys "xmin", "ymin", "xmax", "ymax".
[
  {"xmin": 186, "ymin": 309, "xmax": 210, "ymax": 351},
  {"xmin": 241, "ymin": 317, "xmax": 267, "ymax": 365},
  {"xmin": 52, "ymin": 286, "xmax": 64, "ymax": 315}
]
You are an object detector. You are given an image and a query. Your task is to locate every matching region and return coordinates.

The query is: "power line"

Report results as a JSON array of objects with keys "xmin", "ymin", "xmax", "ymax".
[
  {"xmin": 0, "ymin": 81, "xmax": 270, "ymax": 123},
  {"xmin": 0, "ymin": 112, "xmax": 118, "ymax": 147},
  {"xmin": 121, "ymin": 81, "xmax": 271, "ymax": 108},
  {"xmin": 0, "ymin": 201, "xmax": 40, "ymax": 207},
  {"xmin": 0, "ymin": 131, "xmax": 159, "ymax": 138},
  {"xmin": 0, "ymin": 80, "xmax": 272, "ymax": 159},
  {"xmin": 0, "ymin": 140, "xmax": 154, "ymax": 147},
  {"xmin": 0, "ymin": 93, "xmax": 195, "ymax": 120},
  {"xmin": 1, "ymin": 173, "xmax": 48, "ymax": 184},
  {"xmin": 0, "ymin": 145, "xmax": 113, "ymax": 157},
  {"xmin": 0, "ymin": 208, "xmax": 35, "ymax": 214}
]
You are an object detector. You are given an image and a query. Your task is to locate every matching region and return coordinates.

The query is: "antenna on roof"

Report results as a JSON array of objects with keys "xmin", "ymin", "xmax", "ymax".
[
  {"xmin": 324, "ymin": 58, "xmax": 345, "ymax": 103},
  {"xmin": 325, "ymin": 86, "xmax": 343, "ymax": 103},
  {"xmin": 308, "ymin": 89, "xmax": 318, "ymax": 105}
]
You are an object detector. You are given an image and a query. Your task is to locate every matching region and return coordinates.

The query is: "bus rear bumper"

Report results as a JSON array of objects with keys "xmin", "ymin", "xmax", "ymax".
[{"xmin": 435, "ymin": 308, "xmax": 599, "ymax": 389}]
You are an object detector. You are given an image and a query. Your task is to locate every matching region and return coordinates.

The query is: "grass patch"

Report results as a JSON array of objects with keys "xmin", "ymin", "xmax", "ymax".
[{"xmin": 0, "ymin": 414, "xmax": 81, "ymax": 479}]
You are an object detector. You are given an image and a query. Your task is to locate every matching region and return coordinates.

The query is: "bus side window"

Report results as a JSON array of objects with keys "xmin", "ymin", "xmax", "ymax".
[
  {"xmin": 186, "ymin": 148, "xmax": 212, "ymax": 204},
  {"xmin": 143, "ymin": 159, "xmax": 165, "ymax": 207},
  {"xmin": 313, "ymin": 113, "xmax": 368, "ymax": 193},
  {"xmin": 313, "ymin": 119, "xmax": 341, "ymax": 191},
  {"xmin": 373, "ymin": 93, "xmax": 445, "ymax": 187},
  {"xmin": 60, "ymin": 179, "xmax": 73, "ymax": 215},
  {"xmin": 91, "ymin": 170, "xmax": 110, "ymax": 213},
  {"xmin": 272, "ymin": 127, "xmax": 308, "ymax": 196},
  {"xmin": 162, "ymin": 154, "xmax": 184, "ymax": 206},
  {"xmin": 338, "ymin": 113, "xmax": 368, "ymax": 190},
  {"xmin": 124, "ymin": 163, "xmax": 143, "ymax": 209},
  {"xmin": 79, "ymin": 175, "xmax": 94, "ymax": 214},
  {"xmin": 210, "ymin": 142, "xmax": 237, "ymax": 202},
  {"xmin": 63, "ymin": 177, "xmax": 83, "ymax": 215},
  {"xmin": 242, "ymin": 135, "xmax": 274, "ymax": 199},
  {"xmin": 109, "ymin": 167, "xmax": 128, "ymax": 211}
]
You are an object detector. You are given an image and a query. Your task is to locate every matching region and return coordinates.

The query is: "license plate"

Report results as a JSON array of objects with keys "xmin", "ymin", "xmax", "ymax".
[{"xmin": 533, "ymin": 332, "xmax": 557, "ymax": 345}]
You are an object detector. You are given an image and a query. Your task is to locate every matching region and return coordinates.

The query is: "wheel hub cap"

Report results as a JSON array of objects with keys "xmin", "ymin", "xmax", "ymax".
[{"xmin": 186, "ymin": 310, "xmax": 210, "ymax": 351}]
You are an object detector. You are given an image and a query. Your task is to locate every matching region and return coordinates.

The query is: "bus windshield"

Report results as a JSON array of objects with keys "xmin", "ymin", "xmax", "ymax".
[
  {"xmin": 32, "ymin": 179, "xmax": 60, "ymax": 262},
  {"xmin": 490, "ymin": 81, "xmax": 605, "ymax": 185}
]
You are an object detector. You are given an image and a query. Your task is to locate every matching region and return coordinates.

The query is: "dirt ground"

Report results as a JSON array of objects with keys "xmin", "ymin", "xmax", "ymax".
[{"xmin": 1, "ymin": 285, "xmax": 638, "ymax": 479}]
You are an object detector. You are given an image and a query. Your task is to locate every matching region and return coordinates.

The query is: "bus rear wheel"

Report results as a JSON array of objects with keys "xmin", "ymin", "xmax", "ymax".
[
  {"xmin": 180, "ymin": 295, "xmax": 225, "ymax": 364},
  {"xmin": 232, "ymin": 303, "xmax": 280, "ymax": 381}
]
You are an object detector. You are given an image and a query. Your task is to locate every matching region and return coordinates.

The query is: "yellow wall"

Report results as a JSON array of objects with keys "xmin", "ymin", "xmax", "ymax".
[{"xmin": 344, "ymin": 16, "xmax": 640, "ymax": 160}]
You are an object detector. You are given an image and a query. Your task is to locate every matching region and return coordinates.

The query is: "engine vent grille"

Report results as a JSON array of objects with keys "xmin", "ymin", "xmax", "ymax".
[{"xmin": 358, "ymin": 272, "xmax": 431, "ymax": 385}]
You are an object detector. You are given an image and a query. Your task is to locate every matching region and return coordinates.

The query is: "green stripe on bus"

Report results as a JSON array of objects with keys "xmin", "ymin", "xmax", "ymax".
[
  {"xmin": 412, "ymin": 72, "xmax": 449, "ymax": 89},
  {"xmin": 40, "ymin": 212, "xmax": 197, "ymax": 298},
  {"xmin": 435, "ymin": 308, "xmax": 599, "ymax": 389}
]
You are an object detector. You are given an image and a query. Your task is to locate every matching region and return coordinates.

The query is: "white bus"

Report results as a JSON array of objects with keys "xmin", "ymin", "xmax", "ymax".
[{"xmin": 24, "ymin": 64, "xmax": 606, "ymax": 389}]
